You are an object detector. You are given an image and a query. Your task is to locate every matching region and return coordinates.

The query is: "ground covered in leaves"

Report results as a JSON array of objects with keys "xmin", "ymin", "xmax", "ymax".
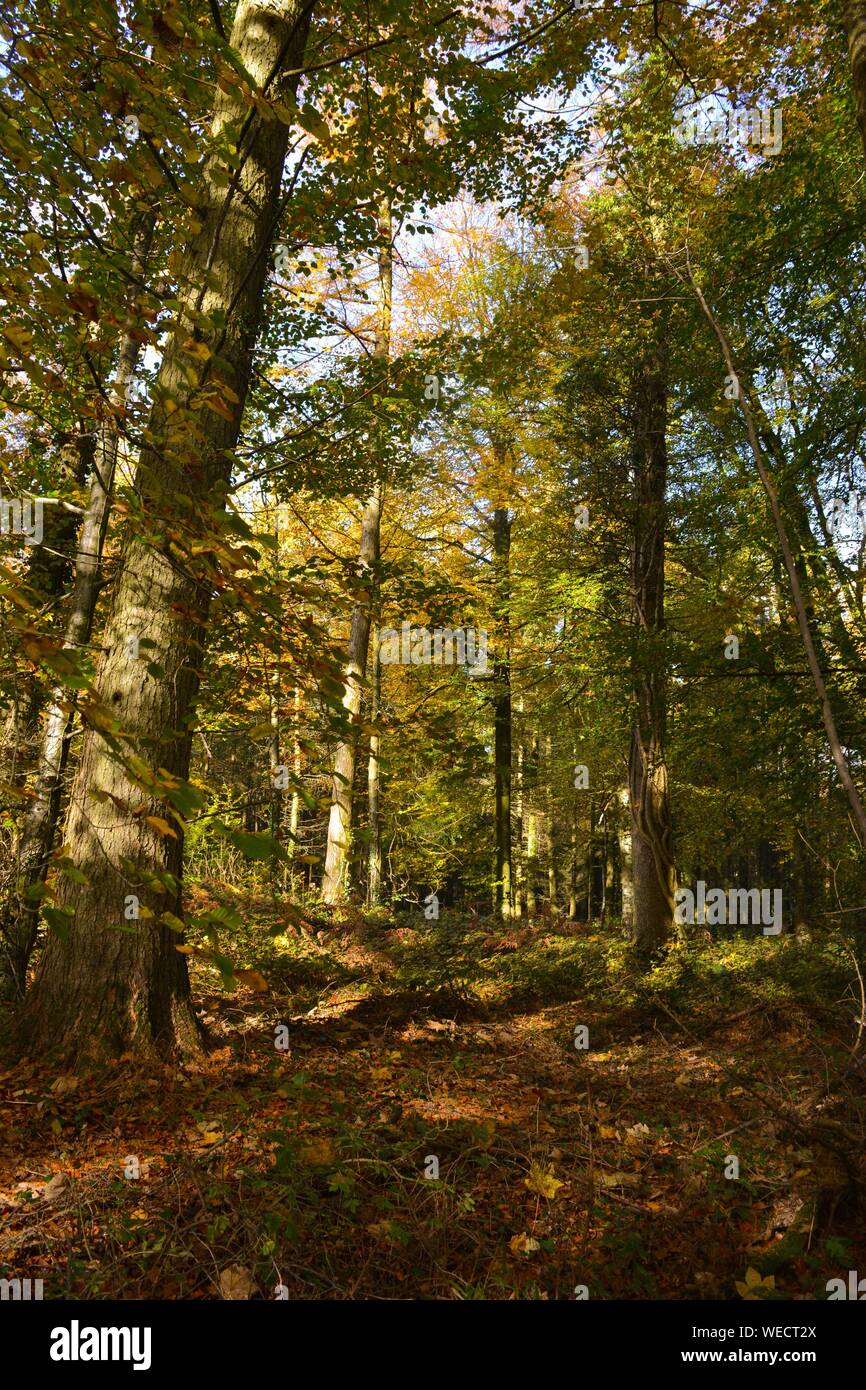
[{"xmin": 2, "ymin": 898, "xmax": 865, "ymax": 1300}]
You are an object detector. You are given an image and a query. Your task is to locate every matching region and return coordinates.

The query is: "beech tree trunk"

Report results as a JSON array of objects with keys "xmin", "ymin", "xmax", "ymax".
[
  {"xmin": 492, "ymin": 506, "xmax": 513, "ymax": 919},
  {"xmin": 287, "ymin": 685, "xmax": 302, "ymax": 890},
  {"xmin": 1, "ymin": 216, "xmax": 156, "ymax": 1000},
  {"xmin": 16, "ymin": 0, "xmax": 314, "ymax": 1062},
  {"xmin": 322, "ymin": 203, "xmax": 391, "ymax": 903},
  {"xmin": 618, "ymin": 785, "xmax": 634, "ymax": 930},
  {"xmin": 842, "ymin": 0, "xmax": 866, "ymax": 162},
  {"xmin": 367, "ymin": 626, "xmax": 382, "ymax": 907},
  {"xmin": 628, "ymin": 353, "xmax": 676, "ymax": 957}
]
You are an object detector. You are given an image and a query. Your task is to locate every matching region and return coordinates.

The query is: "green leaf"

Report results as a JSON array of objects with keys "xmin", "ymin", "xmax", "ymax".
[
  {"xmin": 218, "ymin": 825, "xmax": 289, "ymax": 863},
  {"xmin": 43, "ymin": 905, "xmax": 74, "ymax": 940}
]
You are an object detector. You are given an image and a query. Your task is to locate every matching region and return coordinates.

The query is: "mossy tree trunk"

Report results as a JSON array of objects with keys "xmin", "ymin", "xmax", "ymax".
[{"xmin": 16, "ymin": 0, "xmax": 314, "ymax": 1063}]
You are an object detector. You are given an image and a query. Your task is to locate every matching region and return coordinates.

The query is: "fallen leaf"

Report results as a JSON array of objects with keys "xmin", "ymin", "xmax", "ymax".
[
  {"xmin": 41, "ymin": 1173, "xmax": 71, "ymax": 1204},
  {"xmin": 524, "ymin": 1161, "xmax": 565, "ymax": 1199},
  {"xmin": 735, "ymin": 1267, "xmax": 775, "ymax": 1300},
  {"xmin": 299, "ymin": 1137, "xmax": 335, "ymax": 1166},
  {"xmin": 50, "ymin": 1075, "xmax": 79, "ymax": 1098},
  {"xmin": 235, "ymin": 969, "xmax": 269, "ymax": 992},
  {"xmin": 509, "ymin": 1232, "xmax": 541, "ymax": 1255},
  {"xmin": 219, "ymin": 1264, "xmax": 256, "ymax": 1300}
]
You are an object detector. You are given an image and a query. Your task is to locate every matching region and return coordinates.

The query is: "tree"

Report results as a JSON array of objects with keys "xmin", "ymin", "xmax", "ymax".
[{"xmin": 17, "ymin": 0, "xmax": 315, "ymax": 1061}]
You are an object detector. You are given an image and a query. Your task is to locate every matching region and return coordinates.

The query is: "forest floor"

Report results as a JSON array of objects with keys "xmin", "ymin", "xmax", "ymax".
[{"xmin": 2, "ymin": 893, "xmax": 865, "ymax": 1300}]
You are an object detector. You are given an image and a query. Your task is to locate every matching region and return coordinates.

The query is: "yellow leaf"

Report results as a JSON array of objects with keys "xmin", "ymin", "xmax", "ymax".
[
  {"xmin": 235, "ymin": 968, "xmax": 269, "ymax": 992},
  {"xmin": 509, "ymin": 1232, "xmax": 541, "ymax": 1255},
  {"xmin": 524, "ymin": 1161, "xmax": 565, "ymax": 1199},
  {"xmin": 203, "ymin": 395, "xmax": 235, "ymax": 421},
  {"xmin": 736, "ymin": 1268, "xmax": 775, "ymax": 1300},
  {"xmin": 181, "ymin": 337, "xmax": 211, "ymax": 361},
  {"xmin": 3, "ymin": 324, "xmax": 33, "ymax": 354},
  {"xmin": 143, "ymin": 815, "xmax": 178, "ymax": 838},
  {"xmin": 299, "ymin": 1137, "xmax": 335, "ymax": 1166}
]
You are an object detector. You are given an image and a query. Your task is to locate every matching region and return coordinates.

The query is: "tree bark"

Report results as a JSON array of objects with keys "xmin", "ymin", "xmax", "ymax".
[
  {"xmin": 1, "ymin": 217, "xmax": 156, "ymax": 999},
  {"xmin": 842, "ymin": 0, "xmax": 866, "ymax": 163},
  {"xmin": 286, "ymin": 685, "xmax": 302, "ymax": 890},
  {"xmin": 322, "ymin": 202, "xmax": 391, "ymax": 904},
  {"xmin": 16, "ymin": 0, "xmax": 314, "ymax": 1063},
  {"xmin": 628, "ymin": 354, "xmax": 676, "ymax": 957},
  {"xmin": 367, "ymin": 624, "xmax": 382, "ymax": 907},
  {"xmin": 492, "ymin": 506, "xmax": 513, "ymax": 920},
  {"xmin": 618, "ymin": 785, "xmax": 634, "ymax": 930}
]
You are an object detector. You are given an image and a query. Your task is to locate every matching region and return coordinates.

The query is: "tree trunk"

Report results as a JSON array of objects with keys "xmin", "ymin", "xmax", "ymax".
[
  {"xmin": 842, "ymin": 0, "xmax": 866, "ymax": 163},
  {"xmin": 686, "ymin": 269, "xmax": 866, "ymax": 846},
  {"xmin": 628, "ymin": 354, "xmax": 676, "ymax": 957},
  {"xmin": 568, "ymin": 810, "xmax": 579, "ymax": 920},
  {"xmin": 367, "ymin": 625, "xmax": 382, "ymax": 907},
  {"xmin": 322, "ymin": 202, "xmax": 391, "ymax": 904},
  {"xmin": 525, "ymin": 808, "xmax": 538, "ymax": 917},
  {"xmin": 287, "ymin": 685, "xmax": 302, "ymax": 891},
  {"xmin": 16, "ymin": 0, "xmax": 314, "ymax": 1063},
  {"xmin": 492, "ymin": 506, "xmax": 513, "ymax": 920},
  {"xmin": 514, "ymin": 726, "xmax": 525, "ymax": 917},
  {"xmin": 544, "ymin": 734, "xmax": 558, "ymax": 909},
  {"xmin": 1, "ymin": 218, "xmax": 156, "ymax": 1000},
  {"xmin": 618, "ymin": 785, "xmax": 634, "ymax": 931}
]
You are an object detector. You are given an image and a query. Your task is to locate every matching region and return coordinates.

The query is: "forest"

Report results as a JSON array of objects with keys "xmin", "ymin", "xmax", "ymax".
[{"xmin": 1, "ymin": 0, "xmax": 866, "ymax": 1321}]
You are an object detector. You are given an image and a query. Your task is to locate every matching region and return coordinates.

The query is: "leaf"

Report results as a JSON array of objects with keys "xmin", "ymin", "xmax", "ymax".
[
  {"xmin": 41, "ymin": 1173, "xmax": 71, "ymax": 1204},
  {"xmin": 524, "ymin": 1161, "xmax": 565, "ymax": 1199},
  {"xmin": 219, "ymin": 1265, "xmax": 256, "ymax": 1300},
  {"xmin": 219, "ymin": 826, "xmax": 288, "ymax": 863},
  {"xmin": 509, "ymin": 1232, "xmax": 541, "ymax": 1255},
  {"xmin": 43, "ymin": 906, "xmax": 74, "ymax": 940},
  {"xmin": 203, "ymin": 394, "xmax": 235, "ymax": 421},
  {"xmin": 181, "ymin": 337, "xmax": 212, "ymax": 362},
  {"xmin": 299, "ymin": 1137, "xmax": 335, "ymax": 1166},
  {"xmin": 735, "ymin": 1268, "xmax": 776, "ymax": 1300},
  {"xmin": 50, "ymin": 1075, "xmax": 79, "ymax": 1098},
  {"xmin": 235, "ymin": 968, "xmax": 269, "ymax": 992},
  {"xmin": 3, "ymin": 324, "xmax": 33, "ymax": 354},
  {"xmin": 143, "ymin": 815, "xmax": 178, "ymax": 838},
  {"xmin": 66, "ymin": 285, "xmax": 99, "ymax": 320},
  {"xmin": 57, "ymin": 860, "xmax": 89, "ymax": 885}
]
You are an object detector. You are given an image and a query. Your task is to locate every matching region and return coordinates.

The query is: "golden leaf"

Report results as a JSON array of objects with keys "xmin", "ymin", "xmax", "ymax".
[
  {"xmin": 235, "ymin": 969, "xmax": 269, "ymax": 992},
  {"xmin": 509, "ymin": 1232, "xmax": 541, "ymax": 1255},
  {"xmin": 524, "ymin": 1161, "xmax": 565, "ymax": 1199},
  {"xmin": 143, "ymin": 815, "xmax": 178, "ymax": 838}
]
